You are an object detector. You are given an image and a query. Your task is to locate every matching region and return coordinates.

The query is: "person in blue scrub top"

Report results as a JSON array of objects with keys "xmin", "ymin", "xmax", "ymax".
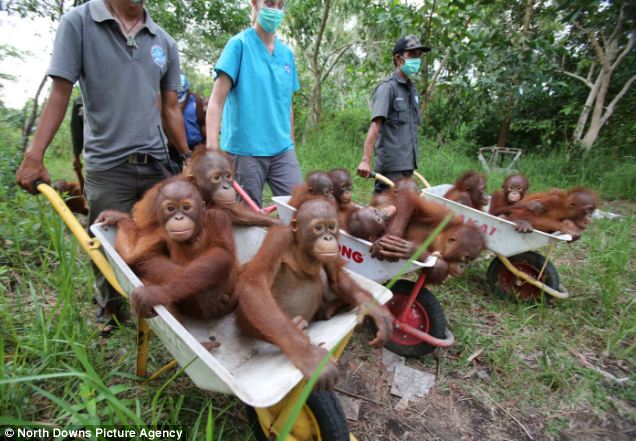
[{"xmin": 206, "ymin": 0, "xmax": 302, "ymax": 208}]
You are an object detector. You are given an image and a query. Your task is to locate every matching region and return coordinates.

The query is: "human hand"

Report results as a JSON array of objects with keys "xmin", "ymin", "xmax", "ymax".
[
  {"xmin": 16, "ymin": 153, "xmax": 50, "ymax": 194},
  {"xmin": 356, "ymin": 159, "xmax": 372, "ymax": 178}
]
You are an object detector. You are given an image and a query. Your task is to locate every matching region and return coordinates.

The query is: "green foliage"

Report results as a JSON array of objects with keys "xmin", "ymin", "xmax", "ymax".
[
  {"xmin": 0, "ymin": 105, "xmax": 23, "ymax": 191},
  {"xmin": 147, "ymin": 0, "xmax": 250, "ymax": 64}
]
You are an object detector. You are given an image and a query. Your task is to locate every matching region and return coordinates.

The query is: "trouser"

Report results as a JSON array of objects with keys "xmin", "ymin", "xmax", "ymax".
[
  {"xmin": 374, "ymin": 169, "xmax": 414, "ymax": 193},
  {"xmin": 228, "ymin": 149, "xmax": 303, "ymax": 208},
  {"xmin": 84, "ymin": 160, "xmax": 167, "ymax": 318}
]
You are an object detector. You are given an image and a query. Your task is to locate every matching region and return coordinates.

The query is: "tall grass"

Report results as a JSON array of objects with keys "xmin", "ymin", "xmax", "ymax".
[
  {"xmin": 294, "ymin": 112, "xmax": 636, "ymax": 202},
  {"xmin": 1, "ymin": 110, "xmax": 634, "ymax": 439},
  {"xmin": 0, "ymin": 188, "xmax": 246, "ymax": 439}
]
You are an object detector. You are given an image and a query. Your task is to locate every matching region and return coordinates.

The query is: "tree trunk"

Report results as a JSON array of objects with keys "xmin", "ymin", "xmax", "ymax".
[
  {"xmin": 495, "ymin": 1, "xmax": 533, "ymax": 148},
  {"xmin": 305, "ymin": 79, "xmax": 322, "ymax": 132},
  {"xmin": 580, "ymin": 118, "xmax": 603, "ymax": 150},
  {"xmin": 20, "ymin": 73, "xmax": 48, "ymax": 152},
  {"xmin": 304, "ymin": 0, "xmax": 331, "ymax": 133},
  {"xmin": 497, "ymin": 116, "xmax": 510, "ymax": 147},
  {"xmin": 569, "ymin": 6, "xmax": 634, "ymax": 151}
]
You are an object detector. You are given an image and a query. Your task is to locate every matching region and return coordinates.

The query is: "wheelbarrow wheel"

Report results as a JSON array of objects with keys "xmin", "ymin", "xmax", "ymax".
[
  {"xmin": 245, "ymin": 390, "xmax": 349, "ymax": 441},
  {"xmin": 385, "ymin": 279, "xmax": 447, "ymax": 357},
  {"xmin": 487, "ymin": 251, "xmax": 560, "ymax": 303}
]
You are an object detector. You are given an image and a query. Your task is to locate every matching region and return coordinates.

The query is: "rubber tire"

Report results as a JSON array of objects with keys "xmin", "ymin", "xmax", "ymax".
[
  {"xmin": 385, "ymin": 279, "xmax": 447, "ymax": 357},
  {"xmin": 487, "ymin": 251, "xmax": 560, "ymax": 303},
  {"xmin": 245, "ymin": 390, "xmax": 349, "ymax": 441}
]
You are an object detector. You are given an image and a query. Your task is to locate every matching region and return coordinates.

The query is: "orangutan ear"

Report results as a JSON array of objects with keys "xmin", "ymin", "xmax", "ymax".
[
  {"xmin": 182, "ymin": 162, "xmax": 194, "ymax": 180},
  {"xmin": 290, "ymin": 219, "xmax": 298, "ymax": 233}
]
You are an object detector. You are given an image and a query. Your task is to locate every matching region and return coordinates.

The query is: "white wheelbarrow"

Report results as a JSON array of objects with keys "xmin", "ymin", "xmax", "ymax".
[
  {"xmin": 38, "ymin": 182, "xmax": 391, "ymax": 440},
  {"xmin": 273, "ymin": 196, "xmax": 455, "ymax": 358},
  {"xmin": 423, "ymin": 184, "xmax": 572, "ymax": 301}
]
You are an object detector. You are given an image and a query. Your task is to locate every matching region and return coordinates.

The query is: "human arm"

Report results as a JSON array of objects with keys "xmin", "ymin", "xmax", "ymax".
[
  {"xmin": 205, "ymin": 73, "xmax": 232, "ymax": 151},
  {"xmin": 290, "ymin": 104, "xmax": 295, "ymax": 144},
  {"xmin": 358, "ymin": 81, "xmax": 391, "ymax": 178},
  {"xmin": 161, "ymin": 89, "xmax": 189, "ymax": 155},
  {"xmin": 16, "ymin": 77, "xmax": 73, "ymax": 193},
  {"xmin": 357, "ymin": 118, "xmax": 383, "ymax": 178},
  {"xmin": 194, "ymin": 93, "xmax": 207, "ymax": 138}
]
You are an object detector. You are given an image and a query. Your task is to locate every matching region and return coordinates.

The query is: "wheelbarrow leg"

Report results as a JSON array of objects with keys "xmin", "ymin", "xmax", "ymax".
[
  {"xmin": 250, "ymin": 331, "xmax": 355, "ymax": 440},
  {"xmin": 268, "ymin": 330, "xmax": 352, "ymax": 434},
  {"xmin": 496, "ymin": 255, "xmax": 568, "ymax": 299},
  {"xmin": 136, "ymin": 317, "xmax": 179, "ymax": 379},
  {"xmin": 136, "ymin": 316, "xmax": 150, "ymax": 377}
]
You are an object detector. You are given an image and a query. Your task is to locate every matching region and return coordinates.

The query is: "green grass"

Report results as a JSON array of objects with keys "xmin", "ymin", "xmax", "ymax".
[{"xmin": 1, "ymin": 115, "xmax": 634, "ymax": 439}]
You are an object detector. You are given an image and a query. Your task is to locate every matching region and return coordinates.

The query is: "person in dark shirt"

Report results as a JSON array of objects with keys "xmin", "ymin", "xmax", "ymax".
[{"xmin": 357, "ymin": 35, "xmax": 430, "ymax": 193}]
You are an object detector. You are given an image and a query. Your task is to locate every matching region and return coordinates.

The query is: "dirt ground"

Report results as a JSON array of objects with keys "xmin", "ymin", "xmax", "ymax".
[{"xmin": 334, "ymin": 329, "xmax": 636, "ymax": 441}]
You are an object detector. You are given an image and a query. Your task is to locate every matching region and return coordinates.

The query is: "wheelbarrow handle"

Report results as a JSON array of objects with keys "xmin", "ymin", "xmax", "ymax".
[
  {"xmin": 368, "ymin": 172, "xmax": 431, "ymax": 189},
  {"xmin": 231, "ymin": 180, "xmax": 279, "ymax": 214},
  {"xmin": 413, "ymin": 171, "xmax": 431, "ymax": 189},
  {"xmin": 369, "ymin": 172, "xmax": 395, "ymax": 188},
  {"xmin": 232, "ymin": 180, "xmax": 260, "ymax": 212},
  {"xmin": 36, "ymin": 181, "xmax": 128, "ymax": 298}
]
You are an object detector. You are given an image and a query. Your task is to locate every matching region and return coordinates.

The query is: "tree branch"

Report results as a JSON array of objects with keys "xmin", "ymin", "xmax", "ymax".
[
  {"xmin": 586, "ymin": 62, "xmax": 596, "ymax": 84},
  {"xmin": 421, "ymin": 48, "xmax": 450, "ymax": 112},
  {"xmin": 611, "ymin": 31, "xmax": 635, "ymax": 71},
  {"xmin": 600, "ymin": 74, "xmax": 636, "ymax": 126},
  {"xmin": 574, "ymin": 20, "xmax": 609, "ymax": 69},
  {"xmin": 587, "ymin": 27, "xmax": 610, "ymax": 70},
  {"xmin": 608, "ymin": 4, "xmax": 626, "ymax": 43},
  {"xmin": 312, "ymin": 0, "xmax": 331, "ymax": 76},
  {"xmin": 562, "ymin": 70, "xmax": 593, "ymax": 88},
  {"xmin": 321, "ymin": 44, "xmax": 354, "ymax": 82},
  {"xmin": 322, "ymin": 42, "xmax": 354, "ymax": 64},
  {"xmin": 21, "ymin": 74, "xmax": 49, "ymax": 152}
]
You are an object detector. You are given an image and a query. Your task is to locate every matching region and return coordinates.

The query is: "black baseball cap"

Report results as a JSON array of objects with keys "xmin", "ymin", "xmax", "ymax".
[{"xmin": 392, "ymin": 35, "xmax": 430, "ymax": 54}]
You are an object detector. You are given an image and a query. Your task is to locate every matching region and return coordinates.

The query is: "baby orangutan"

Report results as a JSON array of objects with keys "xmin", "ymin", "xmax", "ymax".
[
  {"xmin": 489, "ymin": 174, "xmax": 545, "ymax": 232},
  {"xmin": 328, "ymin": 168, "xmax": 357, "ymax": 227},
  {"xmin": 186, "ymin": 149, "xmax": 281, "ymax": 226},
  {"xmin": 370, "ymin": 179, "xmax": 486, "ymax": 283},
  {"xmin": 444, "ymin": 171, "xmax": 489, "ymax": 211},
  {"xmin": 288, "ymin": 171, "xmax": 335, "ymax": 208},
  {"xmin": 507, "ymin": 187, "xmax": 597, "ymax": 240},
  {"xmin": 96, "ymin": 178, "xmax": 237, "ymax": 348},
  {"xmin": 234, "ymin": 199, "xmax": 393, "ymax": 390}
]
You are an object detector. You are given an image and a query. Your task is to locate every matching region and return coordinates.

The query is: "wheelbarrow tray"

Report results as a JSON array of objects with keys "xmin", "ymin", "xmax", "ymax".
[
  {"xmin": 422, "ymin": 184, "xmax": 571, "ymax": 257},
  {"xmin": 90, "ymin": 224, "xmax": 392, "ymax": 408},
  {"xmin": 272, "ymin": 196, "xmax": 436, "ymax": 284}
]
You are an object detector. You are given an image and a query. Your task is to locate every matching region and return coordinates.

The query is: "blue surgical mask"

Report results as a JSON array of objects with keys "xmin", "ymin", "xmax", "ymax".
[
  {"xmin": 258, "ymin": 6, "xmax": 285, "ymax": 33},
  {"xmin": 400, "ymin": 58, "xmax": 421, "ymax": 78}
]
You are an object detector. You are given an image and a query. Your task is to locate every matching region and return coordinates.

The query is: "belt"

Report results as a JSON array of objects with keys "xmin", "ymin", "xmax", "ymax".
[{"xmin": 127, "ymin": 153, "xmax": 155, "ymax": 165}]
